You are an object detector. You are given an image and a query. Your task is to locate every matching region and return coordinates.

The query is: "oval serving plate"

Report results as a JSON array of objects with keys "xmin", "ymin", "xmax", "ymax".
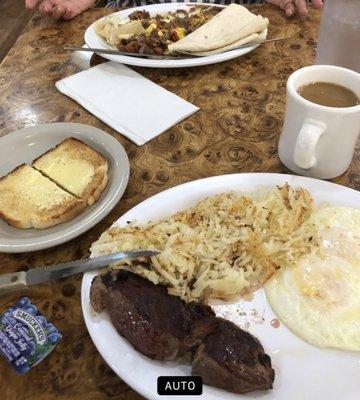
[
  {"xmin": 0, "ymin": 122, "xmax": 130, "ymax": 253},
  {"xmin": 84, "ymin": 3, "xmax": 260, "ymax": 69},
  {"xmin": 82, "ymin": 173, "xmax": 359, "ymax": 400}
]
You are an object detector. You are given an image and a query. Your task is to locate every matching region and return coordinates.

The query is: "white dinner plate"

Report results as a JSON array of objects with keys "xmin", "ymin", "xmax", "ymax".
[
  {"xmin": 0, "ymin": 123, "xmax": 130, "ymax": 253},
  {"xmin": 82, "ymin": 173, "xmax": 360, "ymax": 400},
  {"xmin": 84, "ymin": 3, "xmax": 260, "ymax": 69}
]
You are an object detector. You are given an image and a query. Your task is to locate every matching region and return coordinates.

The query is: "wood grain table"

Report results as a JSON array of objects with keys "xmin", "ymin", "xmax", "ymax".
[{"xmin": 0, "ymin": 5, "xmax": 358, "ymax": 399}]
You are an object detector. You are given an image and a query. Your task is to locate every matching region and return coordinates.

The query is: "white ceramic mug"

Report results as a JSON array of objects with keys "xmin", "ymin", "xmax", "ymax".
[{"xmin": 278, "ymin": 65, "xmax": 360, "ymax": 179}]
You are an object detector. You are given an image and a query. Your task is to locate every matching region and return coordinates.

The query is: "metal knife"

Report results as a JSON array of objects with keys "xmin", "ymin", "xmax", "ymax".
[
  {"xmin": 64, "ymin": 46, "xmax": 185, "ymax": 60},
  {"xmin": 64, "ymin": 37, "xmax": 290, "ymax": 60},
  {"xmin": 0, "ymin": 250, "xmax": 158, "ymax": 295}
]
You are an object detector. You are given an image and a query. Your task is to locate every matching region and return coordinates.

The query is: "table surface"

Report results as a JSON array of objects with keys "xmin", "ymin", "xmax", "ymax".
[{"xmin": 0, "ymin": 5, "xmax": 359, "ymax": 399}]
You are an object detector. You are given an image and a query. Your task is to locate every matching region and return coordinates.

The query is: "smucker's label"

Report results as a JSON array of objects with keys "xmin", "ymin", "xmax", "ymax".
[{"xmin": 0, "ymin": 297, "xmax": 62, "ymax": 375}]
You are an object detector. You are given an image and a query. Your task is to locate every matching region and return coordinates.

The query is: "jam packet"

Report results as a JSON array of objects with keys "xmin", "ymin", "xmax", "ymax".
[{"xmin": 0, "ymin": 297, "xmax": 62, "ymax": 375}]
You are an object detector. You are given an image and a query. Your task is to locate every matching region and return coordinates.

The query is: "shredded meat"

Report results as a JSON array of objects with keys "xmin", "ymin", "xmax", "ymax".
[{"xmin": 128, "ymin": 10, "xmax": 150, "ymax": 21}]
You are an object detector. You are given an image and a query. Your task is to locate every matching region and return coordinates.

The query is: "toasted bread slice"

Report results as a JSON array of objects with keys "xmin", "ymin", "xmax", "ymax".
[
  {"xmin": 0, "ymin": 165, "xmax": 86, "ymax": 229},
  {"xmin": 33, "ymin": 138, "xmax": 108, "ymax": 206}
]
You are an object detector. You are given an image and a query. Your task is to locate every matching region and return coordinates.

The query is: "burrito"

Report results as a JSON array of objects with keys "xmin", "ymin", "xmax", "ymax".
[
  {"xmin": 189, "ymin": 27, "xmax": 268, "ymax": 57},
  {"xmin": 168, "ymin": 4, "xmax": 269, "ymax": 54}
]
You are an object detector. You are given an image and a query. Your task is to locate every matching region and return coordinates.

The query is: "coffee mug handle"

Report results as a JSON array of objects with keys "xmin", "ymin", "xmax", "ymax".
[{"xmin": 293, "ymin": 119, "xmax": 327, "ymax": 169}]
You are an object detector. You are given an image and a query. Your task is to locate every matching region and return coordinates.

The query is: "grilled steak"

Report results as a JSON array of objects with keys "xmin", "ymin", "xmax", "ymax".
[
  {"xmin": 90, "ymin": 269, "xmax": 275, "ymax": 393},
  {"xmin": 90, "ymin": 270, "xmax": 215, "ymax": 361},
  {"xmin": 192, "ymin": 318, "xmax": 275, "ymax": 394}
]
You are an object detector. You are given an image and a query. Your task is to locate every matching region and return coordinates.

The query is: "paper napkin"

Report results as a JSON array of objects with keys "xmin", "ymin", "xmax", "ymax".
[{"xmin": 56, "ymin": 62, "xmax": 199, "ymax": 145}]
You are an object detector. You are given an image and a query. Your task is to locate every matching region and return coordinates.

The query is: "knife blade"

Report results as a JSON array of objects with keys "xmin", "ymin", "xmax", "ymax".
[
  {"xmin": 63, "ymin": 46, "xmax": 185, "ymax": 59},
  {"xmin": 64, "ymin": 37, "xmax": 290, "ymax": 60},
  {"xmin": 0, "ymin": 250, "xmax": 158, "ymax": 295}
]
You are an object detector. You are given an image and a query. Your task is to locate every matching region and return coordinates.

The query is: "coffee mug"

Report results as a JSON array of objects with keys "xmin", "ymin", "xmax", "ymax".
[{"xmin": 278, "ymin": 65, "xmax": 360, "ymax": 179}]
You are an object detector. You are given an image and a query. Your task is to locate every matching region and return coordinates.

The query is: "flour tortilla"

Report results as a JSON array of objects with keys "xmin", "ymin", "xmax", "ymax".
[
  {"xmin": 189, "ymin": 27, "xmax": 267, "ymax": 57},
  {"xmin": 168, "ymin": 4, "xmax": 269, "ymax": 54},
  {"xmin": 95, "ymin": 16, "xmax": 145, "ymax": 46}
]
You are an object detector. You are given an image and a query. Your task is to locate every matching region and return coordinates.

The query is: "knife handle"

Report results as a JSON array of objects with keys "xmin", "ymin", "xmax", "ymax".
[{"xmin": 0, "ymin": 272, "xmax": 27, "ymax": 296}]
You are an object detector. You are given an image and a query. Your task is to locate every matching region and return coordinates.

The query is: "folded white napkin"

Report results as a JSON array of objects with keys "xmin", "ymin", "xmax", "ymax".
[{"xmin": 56, "ymin": 62, "xmax": 199, "ymax": 145}]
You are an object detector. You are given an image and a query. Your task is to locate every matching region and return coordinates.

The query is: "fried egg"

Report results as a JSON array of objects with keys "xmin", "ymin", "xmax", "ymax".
[{"xmin": 265, "ymin": 206, "xmax": 360, "ymax": 351}]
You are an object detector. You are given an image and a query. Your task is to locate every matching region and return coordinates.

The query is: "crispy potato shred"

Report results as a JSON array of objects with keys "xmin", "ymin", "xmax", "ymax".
[{"xmin": 91, "ymin": 185, "xmax": 320, "ymax": 302}]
